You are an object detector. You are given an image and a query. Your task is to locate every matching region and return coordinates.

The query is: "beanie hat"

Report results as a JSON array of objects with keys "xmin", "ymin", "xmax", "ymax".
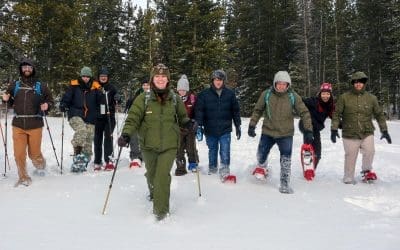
[
  {"xmin": 211, "ymin": 70, "xmax": 226, "ymax": 82},
  {"xmin": 273, "ymin": 71, "xmax": 291, "ymax": 86},
  {"xmin": 351, "ymin": 71, "xmax": 368, "ymax": 84},
  {"xmin": 19, "ymin": 57, "xmax": 36, "ymax": 77},
  {"xmin": 177, "ymin": 74, "xmax": 189, "ymax": 91},
  {"xmin": 80, "ymin": 66, "xmax": 93, "ymax": 77},
  {"xmin": 319, "ymin": 82, "xmax": 332, "ymax": 93},
  {"xmin": 98, "ymin": 67, "xmax": 109, "ymax": 76},
  {"xmin": 150, "ymin": 63, "xmax": 170, "ymax": 82}
]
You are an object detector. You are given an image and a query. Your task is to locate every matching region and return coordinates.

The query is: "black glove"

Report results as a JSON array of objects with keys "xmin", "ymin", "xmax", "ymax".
[
  {"xmin": 117, "ymin": 134, "xmax": 130, "ymax": 147},
  {"xmin": 331, "ymin": 130, "xmax": 340, "ymax": 143},
  {"xmin": 248, "ymin": 125, "xmax": 256, "ymax": 138},
  {"xmin": 304, "ymin": 131, "xmax": 314, "ymax": 144},
  {"xmin": 59, "ymin": 102, "xmax": 68, "ymax": 113},
  {"xmin": 380, "ymin": 131, "xmax": 392, "ymax": 144},
  {"xmin": 235, "ymin": 126, "xmax": 241, "ymax": 140},
  {"xmin": 185, "ymin": 119, "xmax": 198, "ymax": 132}
]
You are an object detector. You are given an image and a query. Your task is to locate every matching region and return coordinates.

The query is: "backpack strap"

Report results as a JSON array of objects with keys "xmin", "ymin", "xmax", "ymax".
[
  {"xmin": 13, "ymin": 81, "xmax": 41, "ymax": 96},
  {"xmin": 264, "ymin": 88, "xmax": 296, "ymax": 119}
]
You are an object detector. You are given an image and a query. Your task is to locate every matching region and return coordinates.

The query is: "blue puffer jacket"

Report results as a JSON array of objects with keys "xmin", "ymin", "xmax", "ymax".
[
  {"xmin": 60, "ymin": 78, "xmax": 102, "ymax": 124},
  {"xmin": 195, "ymin": 85, "xmax": 241, "ymax": 137}
]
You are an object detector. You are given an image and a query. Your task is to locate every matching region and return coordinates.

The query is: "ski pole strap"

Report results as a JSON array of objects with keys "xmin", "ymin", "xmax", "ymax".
[{"xmin": 14, "ymin": 114, "xmax": 42, "ymax": 118}]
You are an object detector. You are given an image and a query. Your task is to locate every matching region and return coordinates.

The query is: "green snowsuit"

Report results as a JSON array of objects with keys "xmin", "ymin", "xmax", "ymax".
[{"xmin": 122, "ymin": 89, "xmax": 189, "ymax": 218}]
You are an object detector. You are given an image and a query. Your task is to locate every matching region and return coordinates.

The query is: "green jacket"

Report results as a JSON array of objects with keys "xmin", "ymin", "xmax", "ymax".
[
  {"xmin": 331, "ymin": 89, "xmax": 387, "ymax": 139},
  {"xmin": 122, "ymin": 89, "xmax": 190, "ymax": 152},
  {"xmin": 249, "ymin": 88, "xmax": 312, "ymax": 137}
]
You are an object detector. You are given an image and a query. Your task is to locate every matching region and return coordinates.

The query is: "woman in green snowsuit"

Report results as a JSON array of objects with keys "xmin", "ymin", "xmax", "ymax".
[{"xmin": 118, "ymin": 64, "xmax": 191, "ymax": 220}]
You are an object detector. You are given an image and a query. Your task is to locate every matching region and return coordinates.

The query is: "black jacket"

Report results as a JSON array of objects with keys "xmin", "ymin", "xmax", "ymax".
[
  {"xmin": 60, "ymin": 78, "xmax": 102, "ymax": 124},
  {"xmin": 98, "ymin": 82, "xmax": 118, "ymax": 119},
  {"xmin": 195, "ymin": 85, "xmax": 241, "ymax": 137},
  {"xmin": 300, "ymin": 96, "xmax": 333, "ymax": 132}
]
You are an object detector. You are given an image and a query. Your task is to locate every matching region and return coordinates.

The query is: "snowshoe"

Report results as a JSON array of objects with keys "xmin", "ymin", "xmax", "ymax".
[
  {"xmin": 221, "ymin": 174, "xmax": 237, "ymax": 183},
  {"xmin": 14, "ymin": 177, "xmax": 32, "ymax": 187},
  {"xmin": 104, "ymin": 162, "xmax": 115, "ymax": 171},
  {"xmin": 301, "ymin": 144, "xmax": 316, "ymax": 181},
  {"xmin": 252, "ymin": 166, "xmax": 268, "ymax": 180},
  {"xmin": 71, "ymin": 153, "xmax": 89, "ymax": 173},
  {"xmin": 208, "ymin": 167, "xmax": 218, "ymax": 175},
  {"xmin": 93, "ymin": 164, "xmax": 102, "ymax": 171},
  {"xmin": 33, "ymin": 169, "xmax": 46, "ymax": 177},
  {"xmin": 129, "ymin": 159, "xmax": 141, "ymax": 168},
  {"xmin": 188, "ymin": 162, "xmax": 198, "ymax": 172},
  {"xmin": 361, "ymin": 170, "xmax": 377, "ymax": 183},
  {"xmin": 279, "ymin": 185, "xmax": 294, "ymax": 194}
]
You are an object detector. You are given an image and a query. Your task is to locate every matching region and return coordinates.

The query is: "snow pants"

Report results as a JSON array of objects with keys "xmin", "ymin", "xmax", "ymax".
[
  {"xmin": 342, "ymin": 135, "xmax": 375, "ymax": 182},
  {"xmin": 142, "ymin": 148, "xmax": 176, "ymax": 217},
  {"xmin": 69, "ymin": 116, "xmax": 95, "ymax": 159},
  {"xmin": 12, "ymin": 126, "xmax": 45, "ymax": 181},
  {"xmin": 94, "ymin": 116, "xmax": 115, "ymax": 164},
  {"xmin": 176, "ymin": 128, "xmax": 198, "ymax": 170}
]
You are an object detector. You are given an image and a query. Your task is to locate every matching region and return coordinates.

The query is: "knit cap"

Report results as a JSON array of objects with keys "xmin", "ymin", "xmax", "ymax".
[
  {"xmin": 177, "ymin": 74, "xmax": 189, "ymax": 91},
  {"xmin": 273, "ymin": 71, "xmax": 291, "ymax": 86},
  {"xmin": 80, "ymin": 66, "xmax": 93, "ymax": 77}
]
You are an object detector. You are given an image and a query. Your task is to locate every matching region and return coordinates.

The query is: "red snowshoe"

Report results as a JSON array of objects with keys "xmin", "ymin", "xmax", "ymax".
[
  {"xmin": 104, "ymin": 162, "xmax": 115, "ymax": 171},
  {"xmin": 221, "ymin": 175, "xmax": 237, "ymax": 183},
  {"xmin": 361, "ymin": 170, "xmax": 377, "ymax": 183},
  {"xmin": 252, "ymin": 166, "xmax": 268, "ymax": 180},
  {"xmin": 301, "ymin": 144, "xmax": 316, "ymax": 181},
  {"xmin": 129, "ymin": 159, "xmax": 142, "ymax": 168}
]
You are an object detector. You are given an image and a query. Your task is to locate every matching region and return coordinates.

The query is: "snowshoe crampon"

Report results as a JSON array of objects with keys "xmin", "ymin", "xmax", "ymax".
[
  {"xmin": 71, "ymin": 154, "xmax": 89, "ymax": 173},
  {"xmin": 252, "ymin": 167, "xmax": 268, "ymax": 180},
  {"xmin": 221, "ymin": 174, "xmax": 237, "ymax": 183},
  {"xmin": 301, "ymin": 144, "xmax": 316, "ymax": 181},
  {"xmin": 361, "ymin": 170, "xmax": 377, "ymax": 183}
]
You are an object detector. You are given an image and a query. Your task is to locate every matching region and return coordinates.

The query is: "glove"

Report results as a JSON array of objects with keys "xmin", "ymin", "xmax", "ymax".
[
  {"xmin": 117, "ymin": 134, "xmax": 130, "ymax": 147},
  {"xmin": 380, "ymin": 131, "xmax": 392, "ymax": 144},
  {"xmin": 59, "ymin": 102, "xmax": 68, "ymax": 113},
  {"xmin": 196, "ymin": 126, "xmax": 204, "ymax": 141},
  {"xmin": 248, "ymin": 125, "xmax": 256, "ymax": 137},
  {"xmin": 330, "ymin": 130, "xmax": 340, "ymax": 143},
  {"xmin": 235, "ymin": 126, "xmax": 241, "ymax": 140},
  {"xmin": 304, "ymin": 131, "xmax": 314, "ymax": 144},
  {"xmin": 185, "ymin": 119, "xmax": 198, "ymax": 132}
]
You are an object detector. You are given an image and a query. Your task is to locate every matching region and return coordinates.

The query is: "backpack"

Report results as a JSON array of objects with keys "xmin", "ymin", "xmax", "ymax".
[
  {"xmin": 13, "ymin": 80, "xmax": 42, "ymax": 97},
  {"xmin": 264, "ymin": 87, "xmax": 295, "ymax": 119}
]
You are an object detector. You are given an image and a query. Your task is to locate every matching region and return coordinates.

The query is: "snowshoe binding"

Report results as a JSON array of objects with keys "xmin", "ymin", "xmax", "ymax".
[
  {"xmin": 220, "ymin": 174, "xmax": 237, "ymax": 183},
  {"xmin": 252, "ymin": 166, "xmax": 268, "ymax": 180},
  {"xmin": 301, "ymin": 144, "xmax": 316, "ymax": 181},
  {"xmin": 361, "ymin": 170, "xmax": 377, "ymax": 183},
  {"xmin": 129, "ymin": 159, "xmax": 142, "ymax": 168},
  {"xmin": 71, "ymin": 153, "xmax": 89, "ymax": 173},
  {"xmin": 14, "ymin": 177, "xmax": 32, "ymax": 187},
  {"xmin": 104, "ymin": 162, "xmax": 115, "ymax": 171}
]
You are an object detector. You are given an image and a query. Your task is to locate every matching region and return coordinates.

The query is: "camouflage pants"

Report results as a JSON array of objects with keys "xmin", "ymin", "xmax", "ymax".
[{"xmin": 69, "ymin": 116, "xmax": 95, "ymax": 158}]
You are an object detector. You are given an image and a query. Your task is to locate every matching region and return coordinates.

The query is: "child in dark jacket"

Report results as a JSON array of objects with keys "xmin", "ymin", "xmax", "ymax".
[{"xmin": 299, "ymin": 82, "xmax": 335, "ymax": 169}]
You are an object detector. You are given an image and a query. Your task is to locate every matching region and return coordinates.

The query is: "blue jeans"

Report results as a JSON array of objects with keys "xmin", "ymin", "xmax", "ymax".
[
  {"xmin": 257, "ymin": 134, "xmax": 293, "ymax": 166},
  {"xmin": 206, "ymin": 133, "xmax": 231, "ymax": 170}
]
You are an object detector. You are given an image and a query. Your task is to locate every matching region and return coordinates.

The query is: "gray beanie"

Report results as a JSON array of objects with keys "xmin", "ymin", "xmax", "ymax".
[
  {"xmin": 177, "ymin": 74, "xmax": 189, "ymax": 91},
  {"xmin": 273, "ymin": 71, "xmax": 291, "ymax": 86},
  {"xmin": 80, "ymin": 66, "xmax": 93, "ymax": 77}
]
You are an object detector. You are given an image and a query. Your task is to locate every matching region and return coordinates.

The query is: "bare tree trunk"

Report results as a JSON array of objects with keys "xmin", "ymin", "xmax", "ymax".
[
  {"xmin": 302, "ymin": 0, "xmax": 311, "ymax": 96},
  {"xmin": 334, "ymin": 0, "xmax": 340, "ymax": 94}
]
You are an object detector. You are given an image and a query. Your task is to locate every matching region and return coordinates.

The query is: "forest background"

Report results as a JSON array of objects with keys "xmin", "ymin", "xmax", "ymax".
[{"xmin": 0, "ymin": 0, "xmax": 399, "ymax": 117}]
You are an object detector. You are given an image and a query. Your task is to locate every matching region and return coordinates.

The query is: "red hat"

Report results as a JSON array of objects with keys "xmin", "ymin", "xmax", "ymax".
[{"xmin": 320, "ymin": 82, "xmax": 332, "ymax": 93}]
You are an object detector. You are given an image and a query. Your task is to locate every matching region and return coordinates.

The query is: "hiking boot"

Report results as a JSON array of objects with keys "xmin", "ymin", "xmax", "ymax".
[
  {"xmin": 14, "ymin": 177, "xmax": 32, "ymax": 187},
  {"xmin": 175, "ymin": 167, "xmax": 187, "ymax": 176}
]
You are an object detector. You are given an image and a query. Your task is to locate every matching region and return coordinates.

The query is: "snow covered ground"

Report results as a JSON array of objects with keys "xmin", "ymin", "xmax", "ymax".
[{"xmin": 0, "ymin": 114, "xmax": 399, "ymax": 250}]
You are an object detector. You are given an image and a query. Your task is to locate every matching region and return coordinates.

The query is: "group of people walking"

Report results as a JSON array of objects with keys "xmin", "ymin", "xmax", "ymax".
[{"xmin": 1, "ymin": 58, "xmax": 392, "ymax": 221}]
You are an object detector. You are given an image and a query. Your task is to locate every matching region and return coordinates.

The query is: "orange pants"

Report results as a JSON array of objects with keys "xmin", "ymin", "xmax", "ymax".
[{"xmin": 12, "ymin": 126, "xmax": 45, "ymax": 180}]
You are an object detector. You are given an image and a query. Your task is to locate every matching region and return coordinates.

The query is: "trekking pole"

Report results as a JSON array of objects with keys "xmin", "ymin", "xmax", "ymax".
[
  {"xmin": 3, "ymin": 101, "xmax": 9, "ymax": 175},
  {"xmin": 0, "ymin": 114, "xmax": 11, "ymax": 171},
  {"xmin": 60, "ymin": 112, "xmax": 65, "ymax": 175},
  {"xmin": 196, "ymin": 165, "xmax": 202, "ymax": 197},
  {"xmin": 102, "ymin": 146, "xmax": 123, "ymax": 215},
  {"xmin": 42, "ymin": 111, "xmax": 60, "ymax": 167}
]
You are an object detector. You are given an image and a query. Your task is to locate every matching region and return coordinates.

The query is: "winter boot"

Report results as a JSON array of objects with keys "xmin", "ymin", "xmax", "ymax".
[
  {"xmin": 129, "ymin": 158, "xmax": 142, "ymax": 168},
  {"xmin": 188, "ymin": 162, "xmax": 198, "ymax": 172},
  {"xmin": 175, "ymin": 159, "xmax": 187, "ymax": 176},
  {"xmin": 361, "ymin": 170, "xmax": 377, "ymax": 183},
  {"xmin": 104, "ymin": 162, "xmax": 115, "ymax": 171},
  {"xmin": 33, "ymin": 169, "xmax": 46, "ymax": 177},
  {"xmin": 208, "ymin": 166, "xmax": 218, "ymax": 175},
  {"xmin": 279, "ymin": 156, "xmax": 293, "ymax": 194}
]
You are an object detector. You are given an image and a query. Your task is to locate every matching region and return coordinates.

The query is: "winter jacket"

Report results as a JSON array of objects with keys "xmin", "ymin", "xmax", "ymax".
[
  {"xmin": 300, "ymin": 96, "xmax": 333, "ymax": 132},
  {"xmin": 98, "ymin": 82, "xmax": 118, "ymax": 119},
  {"xmin": 195, "ymin": 86, "xmax": 241, "ymax": 137},
  {"xmin": 60, "ymin": 78, "xmax": 102, "ymax": 125},
  {"xmin": 6, "ymin": 79, "xmax": 54, "ymax": 130},
  {"xmin": 249, "ymin": 88, "xmax": 312, "ymax": 137},
  {"xmin": 122, "ymin": 89, "xmax": 190, "ymax": 153},
  {"xmin": 331, "ymin": 89, "xmax": 387, "ymax": 139},
  {"xmin": 182, "ymin": 93, "xmax": 196, "ymax": 119}
]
